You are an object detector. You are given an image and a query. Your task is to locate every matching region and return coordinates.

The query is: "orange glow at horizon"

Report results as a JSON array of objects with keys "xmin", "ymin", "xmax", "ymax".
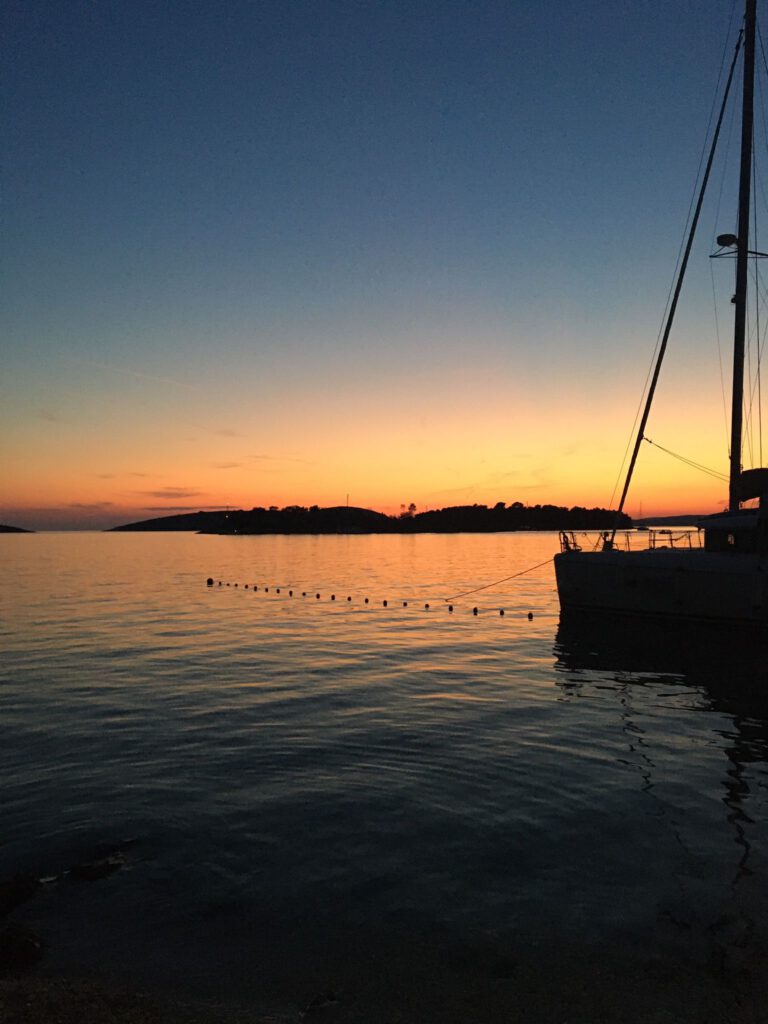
[{"xmin": 2, "ymin": 356, "xmax": 734, "ymax": 528}]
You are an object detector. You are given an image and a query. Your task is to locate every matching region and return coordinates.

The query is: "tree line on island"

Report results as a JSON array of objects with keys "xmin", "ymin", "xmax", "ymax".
[{"xmin": 111, "ymin": 501, "xmax": 631, "ymax": 534}]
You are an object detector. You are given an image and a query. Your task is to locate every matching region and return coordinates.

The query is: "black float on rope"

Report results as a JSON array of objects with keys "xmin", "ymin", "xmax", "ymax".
[
  {"xmin": 208, "ymin": 576, "xmax": 512, "ymax": 628},
  {"xmin": 527, "ymin": 612, "xmax": 533, "ymax": 620}
]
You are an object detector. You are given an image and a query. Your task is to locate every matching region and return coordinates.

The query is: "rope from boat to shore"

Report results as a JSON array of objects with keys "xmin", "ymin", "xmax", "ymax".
[{"xmin": 444, "ymin": 557, "xmax": 554, "ymax": 602}]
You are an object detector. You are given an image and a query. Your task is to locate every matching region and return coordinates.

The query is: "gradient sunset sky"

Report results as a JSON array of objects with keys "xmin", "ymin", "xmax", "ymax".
[{"xmin": 3, "ymin": 0, "xmax": 763, "ymax": 529}]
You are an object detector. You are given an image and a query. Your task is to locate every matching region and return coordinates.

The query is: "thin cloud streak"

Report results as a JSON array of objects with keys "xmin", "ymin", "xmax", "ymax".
[
  {"xmin": 142, "ymin": 505, "xmax": 232, "ymax": 511},
  {"xmin": 78, "ymin": 359, "xmax": 196, "ymax": 391},
  {"xmin": 247, "ymin": 454, "xmax": 315, "ymax": 465},
  {"xmin": 139, "ymin": 488, "xmax": 202, "ymax": 499}
]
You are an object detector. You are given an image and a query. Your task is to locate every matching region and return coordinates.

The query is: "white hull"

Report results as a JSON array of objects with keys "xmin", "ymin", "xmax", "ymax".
[{"xmin": 554, "ymin": 548, "xmax": 768, "ymax": 623}]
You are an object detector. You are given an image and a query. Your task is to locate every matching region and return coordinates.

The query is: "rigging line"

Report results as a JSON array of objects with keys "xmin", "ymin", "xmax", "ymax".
[
  {"xmin": 644, "ymin": 437, "xmax": 730, "ymax": 481},
  {"xmin": 743, "ymin": 153, "xmax": 755, "ymax": 468},
  {"xmin": 710, "ymin": 260, "xmax": 732, "ymax": 456},
  {"xmin": 756, "ymin": 32, "xmax": 768, "ymax": 466},
  {"xmin": 744, "ymin": 248, "xmax": 755, "ymax": 466},
  {"xmin": 444, "ymin": 557, "xmax": 554, "ymax": 602},
  {"xmin": 756, "ymin": 27, "xmax": 768, "ymax": 240},
  {"xmin": 611, "ymin": 29, "xmax": 743, "ymax": 530},
  {"xmin": 705, "ymin": 0, "xmax": 746, "ymax": 241},
  {"xmin": 748, "ymin": 270, "xmax": 768, "ymax": 434},
  {"xmin": 712, "ymin": 74, "xmax": 738, "ymax": 227},
  {"xmin": 608, "ymin": 270, "xmax": 691, "ymax": 507},
  {"xmin": 758, "ymin": 27, "xmax": 768, "ymax": 214},
  {"xmin": 608, "ymin": 218, "xmax": 703, "ymax": 508},
  {"xmin": 753, "ymin": 150, "xmax": 763, "ymax": 465},
  {"xmin": 709, "ymin": 48, "xmax": 739, "ymax": 463},
  {"xmin": 607, "ymin": 21, "xmax": 739, "ymax": 511},
  {"xmin": 742, "ymin": 98, "xmax": 763, "ymax": 470},
  {"xmin": 749, "ymin": 274, "xmax": 768, "ymax": 468}
]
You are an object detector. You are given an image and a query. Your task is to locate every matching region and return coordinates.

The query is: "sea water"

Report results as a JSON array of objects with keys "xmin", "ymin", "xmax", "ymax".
[{"xmin": 2, "ymin": 531, "xmax": 768, "ymax": 1020}]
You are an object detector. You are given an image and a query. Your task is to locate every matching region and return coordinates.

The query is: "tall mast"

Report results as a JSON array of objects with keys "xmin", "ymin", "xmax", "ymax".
[{"xmin": 729, "ymin": 0, "xmax": 757, "ymax": 510}]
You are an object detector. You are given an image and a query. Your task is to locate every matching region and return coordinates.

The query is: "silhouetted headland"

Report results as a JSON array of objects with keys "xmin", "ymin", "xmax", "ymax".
[
  {"xmin": 634, "ymin": 513, "xmax": 709, "ymax": 526},
  {"xmin": 0, "ymin": 524, "xmax": 33, "ymax": 533},
  {"xmin": 111, "ymin": 502, "xmax": 630, "ymax": 534}
]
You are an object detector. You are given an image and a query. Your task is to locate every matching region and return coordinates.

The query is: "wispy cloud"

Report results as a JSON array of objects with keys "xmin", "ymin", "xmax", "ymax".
[
  {"xmin": 140, "ymin": 488, "xmax": 202, "ymax": 499},
  {"xmin": 247, "ymin": 453, "xmax": 315, "ymax": 466},
  {"xmin": 96, "ymin": 470, "xmax": 155, "ymax": 480},
  {"xmin": 38, "ymin": 409, "xmax": 61, "ymax": 423},
  {"xmin": 426, "ymin": 469, "xmax": 552, "ymax": 501},
  {"xmin": 79, "ymin": 359, "xmax": 195, "ymax": 391},
  {"xmin": 143, "ymin": 505, "xmax": 231, "ymax": 512},
  {"xmin": 216, "ymin": 428, "xmax": 242, "ymax": 438},
  {"xmin": 68, "ymin": 501, "xmax": 115, "ymax": 509},
  {"xmin": 212, "ymin": 461, "xmax": 242, "ymax": 470}
]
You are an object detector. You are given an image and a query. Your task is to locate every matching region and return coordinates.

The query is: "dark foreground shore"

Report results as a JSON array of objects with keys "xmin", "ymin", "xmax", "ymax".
[
  {"xmin": 2, "ymin": 932, "xmax": 767, "ymax": 1024},
  {"xmin": 0, "ymin": 976, "xmax": 261, "ymax": 1024}
]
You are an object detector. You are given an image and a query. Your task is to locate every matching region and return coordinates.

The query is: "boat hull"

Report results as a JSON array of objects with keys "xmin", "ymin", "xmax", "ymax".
[{"xmin": 554, "ymin": 548, "xmax": 768, "ymax": 623}]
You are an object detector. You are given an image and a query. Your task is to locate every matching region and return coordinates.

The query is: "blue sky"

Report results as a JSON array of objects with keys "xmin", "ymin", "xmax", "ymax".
[{"xmin": 2, "ymin": 0, "xmax": 756, "ymax": 528}]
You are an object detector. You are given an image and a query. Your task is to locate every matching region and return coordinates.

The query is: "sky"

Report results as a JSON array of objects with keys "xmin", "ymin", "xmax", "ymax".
[{"xmin": 3, "ymin": 0, "xmax": 764, "ymax": 529}]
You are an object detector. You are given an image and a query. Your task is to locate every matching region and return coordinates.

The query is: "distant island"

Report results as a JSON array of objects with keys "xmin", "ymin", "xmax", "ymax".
[
  {"xmin": 634, "ymin": 514, "xmax": 710, "ymax": 527},
  {"xmin": 111, "ymin": 502, "xmax": 630, "ymax": 534},
  {"xmin": 0, "ymin": 523, "xmax": 33, "ymax": 533}
]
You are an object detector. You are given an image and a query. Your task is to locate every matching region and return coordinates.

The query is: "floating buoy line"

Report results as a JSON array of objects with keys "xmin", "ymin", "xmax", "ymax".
[{"xmin": 205, "ymin": 577, "xmax": 537, "ymax": 620}]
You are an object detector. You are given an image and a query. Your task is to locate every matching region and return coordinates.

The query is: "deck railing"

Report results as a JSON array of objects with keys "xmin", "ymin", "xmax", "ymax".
[{"xmin": 558, "ymin": 529, "xmax": 703, "ymax": 553}]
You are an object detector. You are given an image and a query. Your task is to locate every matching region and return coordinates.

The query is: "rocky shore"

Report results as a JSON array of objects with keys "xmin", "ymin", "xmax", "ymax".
[{"xmin": 3, "ymin": 840, "xmax": 768, "ymax": 1023}]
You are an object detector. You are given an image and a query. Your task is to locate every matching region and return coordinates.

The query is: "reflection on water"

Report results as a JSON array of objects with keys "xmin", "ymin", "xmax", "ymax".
[
  {"xmin": 554, "ymin": 612, "xmax": 768, "ymax": 1002},
  {"xmin": 2, "ymin": 533, "xmax": 768, "ymax": 1020}
]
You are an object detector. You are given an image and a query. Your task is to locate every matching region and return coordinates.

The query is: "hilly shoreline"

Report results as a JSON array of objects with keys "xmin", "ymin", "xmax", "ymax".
[{"xmin": 110, "ymin": 502, "xmax": 630, "ymax": 534}]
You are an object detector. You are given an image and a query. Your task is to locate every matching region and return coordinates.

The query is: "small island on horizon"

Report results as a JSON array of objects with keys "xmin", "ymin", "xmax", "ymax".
[
  {"xmin": 110, "ymin": 501, "xmax": 632, "ymax": 535},
  {"xmin": 0, "ymin": 523, "xmax": 34, "ymax": 533}
]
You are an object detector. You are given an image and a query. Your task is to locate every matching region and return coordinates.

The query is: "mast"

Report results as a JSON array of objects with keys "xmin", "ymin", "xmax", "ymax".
[{"xmin": 729, "ymin": 0, "xmax": 756, "ymax": 510}]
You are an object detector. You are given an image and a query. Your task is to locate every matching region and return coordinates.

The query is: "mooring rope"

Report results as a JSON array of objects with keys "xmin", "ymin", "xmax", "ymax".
[
  {"xmin": 206, "ymin": 577, "xmax": 537, "ymax": 617},
  {"xmin": 443, "ymin": 557, "xmax": 554, "ymax": 602}
]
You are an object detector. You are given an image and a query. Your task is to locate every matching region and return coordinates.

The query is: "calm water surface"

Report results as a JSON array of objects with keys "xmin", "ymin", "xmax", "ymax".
[{"xmin": 2, "ymin": 531, "xmax": 768, "ymax": 1020}]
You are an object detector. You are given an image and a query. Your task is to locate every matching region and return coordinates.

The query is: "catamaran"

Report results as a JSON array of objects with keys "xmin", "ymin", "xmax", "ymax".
[{"xmin": 555, "ymin": 0, "xmax": 768, "ymax": 623}]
